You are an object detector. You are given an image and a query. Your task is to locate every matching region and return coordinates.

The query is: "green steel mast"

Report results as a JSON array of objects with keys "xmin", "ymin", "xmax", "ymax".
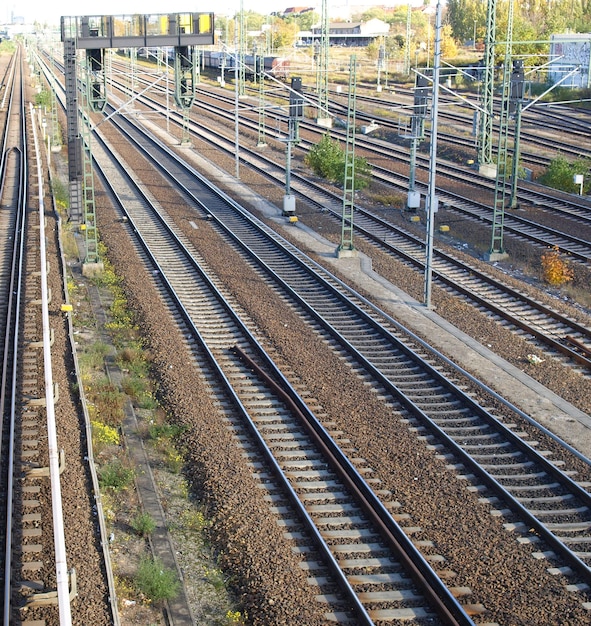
[
  {"xmin": 478, "ymin": 0, "xmax": 497, "ymax": 177},
  {"xmin": 337, "ymin": 56, "xmax": 357, "ymax": 256},
  {"xmin": 488, "ymin": 0, "xmax": 515, "ymax": 259},
  {"xmin": 316, "ymin": 0, "xmax": 331, "ymax": 126}
]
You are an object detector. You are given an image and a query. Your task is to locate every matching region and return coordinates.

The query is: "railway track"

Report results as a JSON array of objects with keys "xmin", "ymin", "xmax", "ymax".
[
  {"xmin": 89, "ymin": 75, "xmax": 591, "ymax": 373},
  {"xmin": 327, "ymin": 84, "xmax": 591, "ymax": 169},
  {"xmin": 43, "ymin": 52, "xmax": 591, "ymax": 249},
  {"xmin": 196, "ymin": 84, "xmax": 591, "ymax": 238},
  {"xmin": 82, "ymin": 95, "xmax": 591, "ymax": 621},
  {"xmin": 0, "ymin": 46, "xmax": 74, "ymax": 626},
  {"xmin": 43, "ymin": 43, "xmax": 591, "ymax": 374},
  {"xmin": 0, "ymin": 44, "xmax": 26, "ymax": 622}
]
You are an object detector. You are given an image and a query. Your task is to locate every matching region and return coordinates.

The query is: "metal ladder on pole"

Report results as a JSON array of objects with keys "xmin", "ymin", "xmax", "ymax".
[{"xmin": 338, "ymin": 55, "xmax": 357, "ymax": 254}]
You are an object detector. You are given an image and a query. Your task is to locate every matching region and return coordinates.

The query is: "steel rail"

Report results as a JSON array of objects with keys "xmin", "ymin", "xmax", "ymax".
[
  {"xmin": 103, "ymin": 106, "xmax": 591, "ymax": 584},
  {"xmin": 28, "ymin": 100, "xmax": 73, "ymax": 625},
  {"xmin": 42, "ymin": 51, "xmax": 591, "ymax": 591},
  {"xmin": 0, "ymin": 46, "xmax": 26, "ymax": 626}
]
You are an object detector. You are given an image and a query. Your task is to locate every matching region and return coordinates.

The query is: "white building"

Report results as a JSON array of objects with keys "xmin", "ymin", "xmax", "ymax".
[{"xmin": 549, "ymin": 33, "xmax": 591, "ymax": 88}]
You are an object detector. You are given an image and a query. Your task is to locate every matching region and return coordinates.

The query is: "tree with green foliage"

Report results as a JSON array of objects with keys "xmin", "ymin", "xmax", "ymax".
[
  {"xmin": 306, "ymin": 134, "xmax": 343, "ymax": 180},
  {"xmin": 341, "ymin": 155, "xmax": 372, "ymax": 190},
  {"xmin": 447, "ymin": 0, "xmax": 591, "ymax": 45},
  {"xmin": 270, "ymin": 19, "xmax": 299, "ymax": 49},
  {"xmin": 441, "ymin": 25, "xmax": 458, "ymax": 58},
  {"xmin": 446, "ymin": 0, "xmax": 487, "ymax": 44},
  {"xmin": 35, "ymin": 90, "xmax": 51, "ymax": 110},
  {"xmin": 385, "ymin": 5, "xmax": 430, "ymax": 50},
  {"xmin": 283, "ymin": 10, "xmax": 319, "ymax": 32},
  {"xmin": 305, "ymin": 133, "xmax": 372, "ymax": 190},
  {"xmin": 357, "ymin": 7, "xmax": 390, "ymax": 22},
  {"xmin": 537, "ymin": 155, "xmax": 591, "ymax": 194}
]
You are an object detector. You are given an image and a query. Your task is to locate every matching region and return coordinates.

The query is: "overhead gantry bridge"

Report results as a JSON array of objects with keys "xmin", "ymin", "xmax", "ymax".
[{"xmin": 60, "ymin": 13, "xmax": 214, "ymax": 229}]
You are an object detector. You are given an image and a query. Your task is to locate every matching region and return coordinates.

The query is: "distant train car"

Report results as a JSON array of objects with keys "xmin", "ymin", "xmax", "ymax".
[
  {"xmin": 266, "ymin": 56, "xmax": 289, "ymax": 80},
  {"xmin": 201, "ymin": 50, "xmax": 289, "ymax": 80},
  {"xmin": 201, "ymin": 49, "xmax": 227, "ymax": 71}
]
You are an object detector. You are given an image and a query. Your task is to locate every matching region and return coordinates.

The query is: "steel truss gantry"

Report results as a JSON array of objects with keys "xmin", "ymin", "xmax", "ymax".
[{"xmin": 60, "ymin": 13, "xmax": 214, "ymax": 266}]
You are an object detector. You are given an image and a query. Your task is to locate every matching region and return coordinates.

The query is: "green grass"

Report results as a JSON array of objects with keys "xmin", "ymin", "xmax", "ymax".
[
  {"xmin": 148, "ymin": 422, "xmax": 186, "ymax": 441},
  {"xmin": 80, "ymin": 340, "xmax": 111, "ymax": 370},
  {"xmin": 134, "ymin": 556, "xmax": 180, "ymax": 604},
  {"xmin": 98, "ymin": 459, "xmax": 135, "ymax": 492},
  {"xmin": 87, "ymin": 378, "xmax": 126, "ymax": 427},
  {"xmin": 131, "ymin": 511, "xmax": 157, "ymax": 537}
]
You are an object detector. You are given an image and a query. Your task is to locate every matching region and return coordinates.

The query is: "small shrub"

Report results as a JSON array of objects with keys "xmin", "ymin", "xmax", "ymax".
[
  {"xmin": 138, "ymin": 392, "xmax": 159, "ymax": 410},
  {"xmin": 101, "ymin": 491, "xmax": 116, "ymax": 524},
  {"xmin": 99, "ymin": 459, "xmax": 135, "ymax": 492},
  {"xmin": 541, "ymin": 246, "xmax": 574, "ymax": 286},
  {"xmin": 117, "ymin": 344, "xmax": 149, "ymax": 377},
  {"xmin": 121, "ymin": 374, "xmax": 149, "ymax": 399},
  {"xmin": 226, "ymin": 610, "xmax": 246, "ymax": 624},
  {"xmin": 114, "ymin": 575, "xmax": 137, "ymax": 606},
  {"xmin": 131, "ymin": 511, "xmax": 157, "ymax": 537},
  {"xmin": 66, "ymin": 276, "xmax": 78, "ymax": 297},
  {"xmin": 118, "ymin": 345, "xmax": 142, "ymax": 364},
  {"xmin": 304, "ymin": 132, "xmax": 371, "ymax": 189},
  {"xmin": 305, "ymin": 133, "xmax": 344, "ymax": 180},
  {"xmin": 367, "ymin": 191, "xmax": 404, "ymax": 208},
  {"xmin": 537, "ymin": 155, "xmax": 591, "ymax": 194},
  {"xmin": 61, "ymin": 229, "xmax": 79, "ymax": 260},
  {"xmin": 178, "ymin": 479, "xmax": 190, "ymax": 500},
  {"xmin": 135, "ymin": 556, "xmax": 180, "ymax": 605},
  {"xmin": 203, "ymin": 565, "xmax": 226, "ymax": 591},
  {"xmin": 109, "ymin": 292, "xmax": 135, "ymax": 330},
  {"xmin": 35, "ymin": 89, "xmax": 51, "ymax": 108},
  {"xmin": 164, "ymin": 448, "xmax": 184, "ymax": 473},
  {"xmin": 51, "ymin": 178, "xmax": 69, "ymax": 210}
]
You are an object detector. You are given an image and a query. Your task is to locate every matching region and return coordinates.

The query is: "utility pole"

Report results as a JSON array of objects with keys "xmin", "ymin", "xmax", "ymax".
[
  {"xmin": 234, "ymin": 17, "xmax": 240, "ymax": 178},
  {"xmin": 283, "ymin": 76, "xmax": 304, "ymax": 216},
  {"xmin": 404, "ymin": 4, "xmax": 411, "ymax": 75},
  {"xmin": 487, "ymin": 0, "xmax": 515, "ymax": 260},
  {"xmin": 406, "ymin": 73, "xmax": 429, "ymax": 211},
  {"xmin": 377, "ymin": 41, "xmax": 386, "ymax": 92},
  {"xmin": 239, "ymin": 0, "xmax": 246, "ymax": 96},
  {"xmin": 257, "ymin": 54, "xmax": 266, "ymax": 147},
  {"xmin": 49, "ymin": 45, "xmax": 62, "ymax": 151},
  {"xmin": 424, "ymin": 0, "xmax": 442, "ymax": 309},
  {"xmin": 486, "ymin": 0, "xmax": 523, "ymax": 261},
  {"xmin": 81, "ymin": 52, "xmax": 101, "ymax": 268},
  {"xmin": 174, "ymin": 44, "xmax": 197, "ymax": 144},
  {"xmin": 509, "ymin": 59, "xmax": 525, "ymax": 209}
]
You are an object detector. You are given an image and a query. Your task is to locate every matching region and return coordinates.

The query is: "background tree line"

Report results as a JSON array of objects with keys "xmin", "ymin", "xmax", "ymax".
[{"xmin": 215, "ymin": 1, "xmax": 590, "ymax": 64}]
